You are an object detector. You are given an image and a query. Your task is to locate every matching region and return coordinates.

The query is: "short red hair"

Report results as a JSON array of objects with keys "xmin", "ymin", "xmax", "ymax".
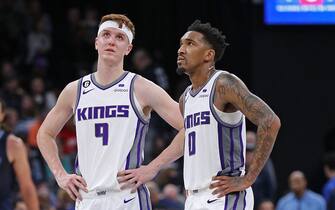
[{"xmin": 100, "ymin": 14, "xmax": 135, "ymax": 38}]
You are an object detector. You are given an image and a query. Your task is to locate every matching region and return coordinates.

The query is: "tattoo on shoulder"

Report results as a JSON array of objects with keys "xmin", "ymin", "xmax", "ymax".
[{"xmin": 217, "ymin": 73, "xmax": 275, "ymax": 127}]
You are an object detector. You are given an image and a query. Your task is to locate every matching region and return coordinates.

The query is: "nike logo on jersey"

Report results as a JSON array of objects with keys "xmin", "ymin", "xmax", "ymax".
[
  {"xmin": 83, "ymin": 88, "xmax": 94, "ymax": 94},
  {"xmin": 207, "ymin": 198, "xmax": 218, "ymax": 204},
  {"xmin": 124, "ymin": 197, "xmax": 135, "ymax": 203}
]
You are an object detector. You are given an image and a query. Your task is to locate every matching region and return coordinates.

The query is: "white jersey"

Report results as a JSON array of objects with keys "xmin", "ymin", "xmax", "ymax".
[
  {"xmin": 74, "ymin": 72, "xmax": 149, "ymax": 191},
  {"xmin": 183, "ymin": 70, "xmax": 247, "ymax": 190}
]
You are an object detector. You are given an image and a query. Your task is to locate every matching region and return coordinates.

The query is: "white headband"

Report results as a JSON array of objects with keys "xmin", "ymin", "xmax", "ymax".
[{"xmin": 97, "ymin": 20, "xmax": 133, "ymax": 43}]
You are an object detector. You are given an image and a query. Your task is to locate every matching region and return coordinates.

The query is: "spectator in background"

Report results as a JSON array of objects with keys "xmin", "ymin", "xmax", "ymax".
[
  {"xmin": 132, "ymin": 48, "xmax": 171, "ymax": 162},
  {"xmin": 159, "ymin": 184, "xmax": 184, "ymax": 210},
  {"xmin": 146, "ymin": 181, "xmax": 165, "ymax": 210},
  {"xmin": 322, "ymin": 153, "xmax": 335, "ymax": 203},
  {"xmin": 132, "ymin": 48, "xmax": 170, "ymax": 91},
  {"xmin": 276, "ymin": 170, "xmax": 326, "ymax": 210},
  {"xmin": 28, "ymin": 110, "xmax": 48, "ymax": 183},
  {"xmin": 246, "ymin": 130, "xmax": 277, "ymax": 208},
  {"xmin": 57, "ymin": 118, "xmax": 77, "ymax": 174},
  {"xmin": 30, "ymin": 77, "xmax": 56, "ymax": 111},
  {"xmin": 36, "ymin": 182, "xmax": 56, "ymax": 210},
  {"xmin": 154, "ymin": 164, "xmax": 182, "ymax": 190},
  {"xmin": 0, "ymin": 1, "xmax": 27, "ymax": 62},
  {"xmin": 146, "ymin": 181, "xmax": 184, "ymax": 210},
  {"xmin": 0, "ymin": 61, "xmax": 17, "ymax": 84},
  {"xmin": 26, "ymin": 17, "xmax": 52, "ymax": 68},
  {"xmin": 61, "ymin": 7, "xmax": 84, "ymax": 79},
  {"xmin": 0, "ymin": 75, "xmax": 24, "ymax": 111},
  {"xmin": 26, "ymin": 0, "xmax": 52, "ymax": 34},
  {"xmin": 82, "ymin": 8, "xmax": 98, "ymax": 47},
  {"xmin": 4, "ymin": 107, "xmax": 19, "ymax": 132},
  {"xmin": 328, "ymin": 190, "xmax": 335, "ymax": 210},
  {"xmin": 56, "ymin": 189, "xmax": 74, "ymax": 210},
  {"xmin": 73, "ymin": 7, "xmax": 99, "ymax": 77},
  {"xmin": 257, "ymin": 199, "xmax": 275, "ymax": 210},
  {"xmin": 14, "ymin": 94, "xmax": 36, "ymax": 139},
  {"xmin": 0, "ymin": 98, "xmax": 39, "ymax": 210}
]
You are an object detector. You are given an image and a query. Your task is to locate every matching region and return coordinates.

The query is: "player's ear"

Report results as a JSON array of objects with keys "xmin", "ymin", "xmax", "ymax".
[
  {"xmin": 125, "ymin": 44, "xmax": 133, "ymax": 56},
  {"xmin": 95, "ymin": 37, "xmax": 98, "ymax": 50},
  {"xmin": 204, "ymin": 49, "xmax": 215, "ymax": 62}
]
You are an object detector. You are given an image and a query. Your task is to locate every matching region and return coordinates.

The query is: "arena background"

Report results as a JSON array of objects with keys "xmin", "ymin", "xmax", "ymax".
[{"xmin": 1, "ymin": 0, "xmax": 335, "ymax": 206}]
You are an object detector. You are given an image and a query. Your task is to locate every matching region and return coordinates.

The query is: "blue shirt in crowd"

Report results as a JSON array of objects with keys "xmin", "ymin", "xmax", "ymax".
[
  {"xmin": 276, "ymin": 190, "xmax": 326, "ymax": 210},
  {"xmin": 322, "ymin": 177, "xmax": 335, "ymax": 202}
]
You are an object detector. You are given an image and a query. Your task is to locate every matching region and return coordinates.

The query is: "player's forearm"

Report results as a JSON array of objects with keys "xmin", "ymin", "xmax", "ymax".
[
  {"xmin": 37, "ymin": 129, "xmax": 67, "ymax": 179},
  {"xmin": 21, "ymin": 183, "xmax": 39, "ymax": 210},
  {"xmin": 148, "ymin": 129, "xmax": 185, "ymax": 171},
  {"xmin": 245, "ymin": 114, "xmax": 280, "ymax": 185}
]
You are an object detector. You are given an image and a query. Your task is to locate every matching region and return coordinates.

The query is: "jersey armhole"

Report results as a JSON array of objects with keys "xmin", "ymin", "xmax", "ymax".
[
  {"xmin": 130, "ymin": 75, "xmax": 150, "ymax": 124},
  {"xmin": 73, "ymin": 77, "xmax": 83, "ymax": 113},
  {"xmin": 180, "ymin": 85, "xmax": 191, "ymax": 117},
  {"xmin": 209, "ymin": 73, "xmax": 243, "ymax": 127}
]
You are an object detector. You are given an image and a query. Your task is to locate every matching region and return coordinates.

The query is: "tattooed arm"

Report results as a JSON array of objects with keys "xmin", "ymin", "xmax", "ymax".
[{"xmin": 210, "ymin": 72, "xmax": 281, "ymax": 197}]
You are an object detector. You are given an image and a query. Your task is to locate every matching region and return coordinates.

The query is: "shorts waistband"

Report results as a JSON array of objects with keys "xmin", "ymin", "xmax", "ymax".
[
  {"xmin": 186, "ymin": 186, "xmax": 210, "ymax": 196},
  {"xmin": 80, "ymin": 187, "xmax": 121, "ymax": 199}
]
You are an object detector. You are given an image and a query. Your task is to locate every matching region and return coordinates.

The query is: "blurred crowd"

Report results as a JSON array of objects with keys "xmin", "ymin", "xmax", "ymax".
[{"xmin": 1, "ymin": 0, "xmax": 335, "ymax": 210}]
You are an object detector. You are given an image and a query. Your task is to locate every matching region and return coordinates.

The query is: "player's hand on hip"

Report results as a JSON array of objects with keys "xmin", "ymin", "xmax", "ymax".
[
  {"xmin": 56, "ymin": 173, "xmax": 88, "ymax": 201},
  {"xmin": 117, "ymin": 165, "xmax": 158, "ymax": 193},
  {"xmin": 209, "ymin": 175, "xmax": 250, "ymax": 198}
]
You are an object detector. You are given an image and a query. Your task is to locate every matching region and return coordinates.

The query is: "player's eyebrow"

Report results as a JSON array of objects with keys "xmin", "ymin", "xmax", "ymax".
[{"xmin": 180, "ymin": 38, "xmax": 196, "ymax": 45}]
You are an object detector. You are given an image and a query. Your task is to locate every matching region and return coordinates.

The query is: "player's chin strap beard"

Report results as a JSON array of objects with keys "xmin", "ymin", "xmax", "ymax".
[{"xmin": 176, "ymin": 67, "xmax": 185, "ymax": 75}]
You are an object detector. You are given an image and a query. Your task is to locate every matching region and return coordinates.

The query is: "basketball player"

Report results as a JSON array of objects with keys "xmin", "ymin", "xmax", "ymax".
[
  {"xmin": 0, "ymin": 98, "xmax": 39, "ymax": 210},
  {"xmin": 37, "ymin": 14, "xmax": 183, "ymax": 209},
  {"xmin": 118, "ymin": 20, "xmax": 281, "ymax": 210}
]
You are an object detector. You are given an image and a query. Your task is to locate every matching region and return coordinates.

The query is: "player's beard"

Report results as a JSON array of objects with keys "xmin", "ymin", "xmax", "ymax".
[{"xmin": 176, "ymin": 67, "xmax": 186, "ymax": 75}]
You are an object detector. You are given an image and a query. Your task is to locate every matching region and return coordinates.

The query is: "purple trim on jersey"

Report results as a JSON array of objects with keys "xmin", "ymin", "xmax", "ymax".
[
  {"xmin": 230, "ymin": 128, "xmax": 235, "ymax": 173},
  {"xmin": 74, "ymin": 155, "xmax": 79, "ymax": 173},
  {"xmin": 74, "ymin": 77, "xmax": 83, "ymax": 111},
  {"xmin": 218, "ymin": 123, "xmax": 225, "ymax": 170},
  {"xmin": 239, "ymin": 124, "xmax": 245, "ymax": 169},
  {"xmin": 136, "ymin": 123, "xmax": 145, "ymax": 167},
  {"xmin": 243, "ymin": 190, "xmax": 247, "ymax": 210},
  {"xmin": 224, "ymin": 194, "xmax": 229, "ymax": 210},
  {"xmin": 143, "ymin": 185, "xmax": 151, "ymax": 210},
  {"xmin": 233, "ymin": 193, "xmax": 240, "ymax": 210},
  {"xmin": 137, "ymin": 189, "xmax": 143, "ymax": 210},
  {"xmin": 125, "ymin": 154, "xmax": 130, "ymax": 170},
  {"xmin": 137, "ymin": 185, "xmax": 151, "ymax": 210},
  {"xmin": 129, "ymin": 74, "xmax": 149, "ymax": 124},
  {"xmin": 125, "ymin": 119, "xmax": 141, "ymax": 170},
  {"xmin": 209, "ymin": 73, "xmax": 244, "ymax": 128},
  {"xmin": 90, "ymin": 71, "xmax": 129, "ymax": 90}
]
